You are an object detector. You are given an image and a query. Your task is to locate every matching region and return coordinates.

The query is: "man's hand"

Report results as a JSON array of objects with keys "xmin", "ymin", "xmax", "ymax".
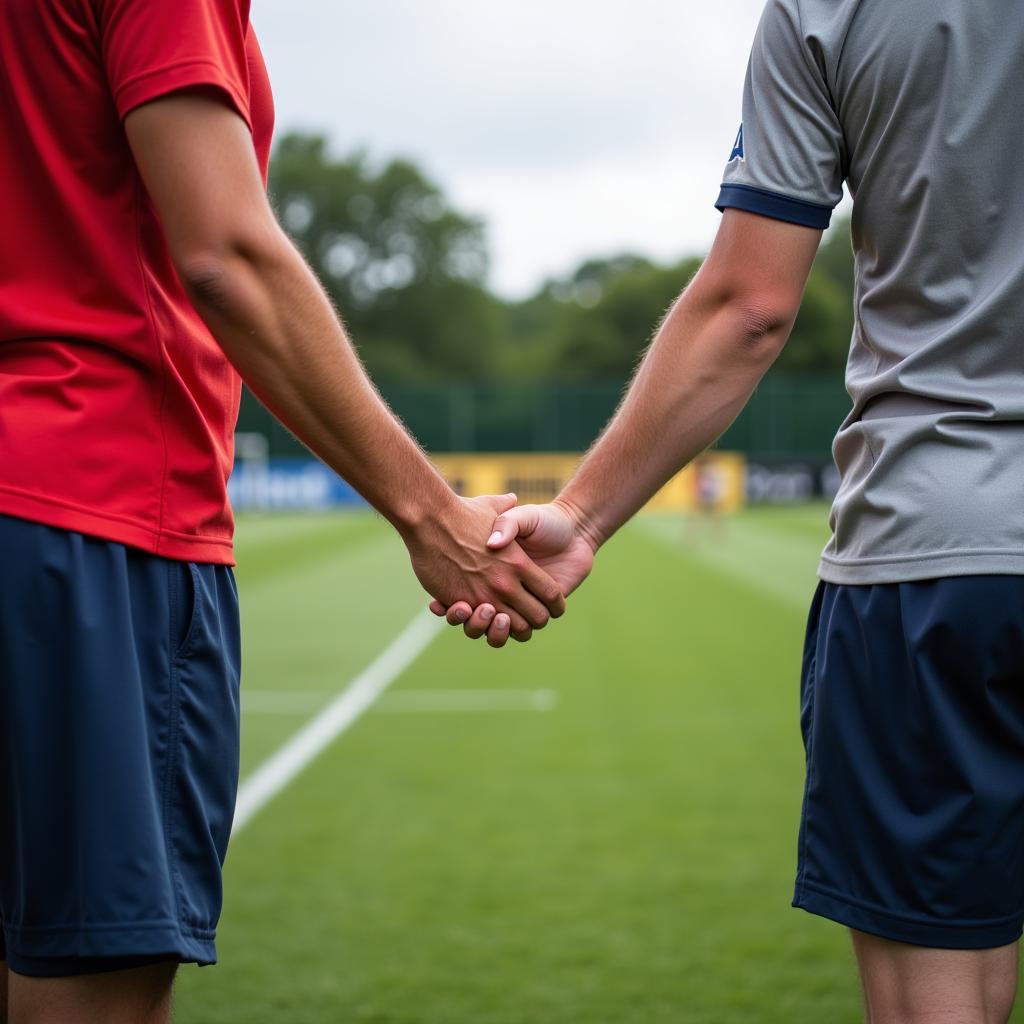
[
  {"xmin": 429, "ymin": 213, "xmax": 821, "ymax": 649},
  {"xmin": 124, "ymin": 94, "xmax": 566, "ymax": 637},
  {"xmin": 409, "ymin": 494, "xmax": 568, "ymax": 643},
  {"xmin": 429, "ymin": 498, "xmax": 597, "ymax": 648}
]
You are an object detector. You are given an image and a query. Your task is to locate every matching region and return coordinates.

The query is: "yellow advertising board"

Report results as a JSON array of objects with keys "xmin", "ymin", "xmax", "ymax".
[{"xmin": 431, "ymin": 452, "xmax": 745, "ymax": 514}]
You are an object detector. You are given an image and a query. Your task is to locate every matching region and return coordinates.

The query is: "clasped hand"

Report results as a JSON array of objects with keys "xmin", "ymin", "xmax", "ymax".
[{"xmin": 413, "ymin": 493, "xmax": 596, "ymax": 649}]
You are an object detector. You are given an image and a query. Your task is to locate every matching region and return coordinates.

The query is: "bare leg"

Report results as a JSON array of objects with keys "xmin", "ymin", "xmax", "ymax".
[
  {"xmin": 1, "ymin": 962, "xmax": 8, "ymax": 1024},
  {"xmin": 852, "ymin": 931, "xmax": 1018, "ymax": 1024},
  {"xmin": 8, "ymin": 962, "xmax": 176, "ymax": 1024}
]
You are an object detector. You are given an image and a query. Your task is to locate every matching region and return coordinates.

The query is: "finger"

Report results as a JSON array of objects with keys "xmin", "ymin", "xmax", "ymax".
[
  {"xmin": 487, "ymin": 613, "xmax": 512, "ymax": 649},
  {"xmin": 429, "ymin": 600, "xmax": 446, "ymax": 617},
  {"xmin": 445, "ymin": 602, "xmax": 473, "ymax": 626},
  {"xmin": 519, "ymin": 559, "xmax": 567, "ymax": 618},
  {"xmin": 504, "ymin": 608, "xmax": 533, "ymax": 642},
  {"xmin": 463, "ymin": 604, "xmax": 496, "ymax": 640},
  {"xmin": 487, "ymin": 505, "xmax": 541, "ymax": 550},
  {"xmin": 504, "ymin": 586, "xmax": 551, "ymax": 631}
]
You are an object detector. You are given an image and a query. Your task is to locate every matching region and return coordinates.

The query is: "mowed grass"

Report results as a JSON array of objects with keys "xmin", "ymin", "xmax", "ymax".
[{"xmin": 174, "ymin": 505, "xmax": 867, "ymax": 1023}]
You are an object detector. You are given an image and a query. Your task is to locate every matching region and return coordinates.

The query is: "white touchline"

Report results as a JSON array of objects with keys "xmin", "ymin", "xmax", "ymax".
[{"xmin": 231, "ymin": 608, "xmax": 444, "ymax": 837}]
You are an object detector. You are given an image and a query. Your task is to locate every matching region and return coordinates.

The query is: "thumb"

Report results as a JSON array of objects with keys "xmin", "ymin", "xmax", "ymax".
[
  {"xmin": 487, "ymin": 505, "xmax": 541, "ymax": 550},
  {"xmin": 479, "ymin": 492, "xmax": 517, "ymax": 517}
]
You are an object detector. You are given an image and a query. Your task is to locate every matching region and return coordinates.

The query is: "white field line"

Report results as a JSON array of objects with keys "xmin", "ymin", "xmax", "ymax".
[
  {"xmin": 231, "ymin": 609, "xmax": 443, "ymax": 836},
  {"xmin": 242, "ymin": 688, "xmax": 561, "ymax": 715}
]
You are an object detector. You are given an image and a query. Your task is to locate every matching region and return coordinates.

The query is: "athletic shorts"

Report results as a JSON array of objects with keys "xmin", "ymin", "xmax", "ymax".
[
  {"xmin": 0, "ymin": 514, "xmax": 241, "ymax": 977},
  {"xmin": 794, "ymin": 577, "xmax": 1024, "ymax": 949}
]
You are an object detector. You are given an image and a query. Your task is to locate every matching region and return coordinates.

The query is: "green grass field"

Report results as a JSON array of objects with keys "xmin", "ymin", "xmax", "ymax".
[{"xmin": 171, "ymin": 505, "xmax": 873, "ymax": 1022}]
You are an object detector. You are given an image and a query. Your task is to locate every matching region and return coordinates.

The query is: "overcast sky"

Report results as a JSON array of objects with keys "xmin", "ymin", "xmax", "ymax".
[{"xmin": 252, "ymin": 0, "xmax": 769, "ymax": 298}]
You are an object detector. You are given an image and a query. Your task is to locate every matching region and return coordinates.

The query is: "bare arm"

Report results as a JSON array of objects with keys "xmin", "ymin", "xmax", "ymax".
[
  {"xmin": 438, "ymin": 211, "xmax": 822, "ymax": 644},
  {"xmin": 124, "ymin": 93, "xmax": 564, "ymax": 635},
  {"xmin": 561, "ymin": 210, "xmax": 821, "ymax": 548}
]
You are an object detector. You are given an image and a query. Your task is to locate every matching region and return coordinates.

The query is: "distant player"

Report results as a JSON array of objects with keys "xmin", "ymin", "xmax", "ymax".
[
  {"xmin": 442, "ymin": 1, "xmax": 1024, "ymax": 1019},
  {"xmin": 688, "ymin": 454, "xmax": 729, "ymax": 540},
  {"xmin": 0, "ymin": 1, "xmax": 564, "ymax": 1019}
]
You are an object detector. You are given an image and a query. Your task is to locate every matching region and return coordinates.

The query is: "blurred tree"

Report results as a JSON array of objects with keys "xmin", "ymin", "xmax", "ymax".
[
  {"xmin": 268, "ymin": 133, "xmax": 499, "ymax": 379},
  {"xmin": 549, "ymin": 256, "xmax": 702, "ymax": 378},
  {"xmin": 815, "ymin": 215, "xmax": 856, "ymax": 301},
  {"xmin": 495, "ymin": 256, "xmax": 694, "ymax": 380},
  {"xmin": 501, "ymin": 216, "xmax": 855, "ymax": 380}
]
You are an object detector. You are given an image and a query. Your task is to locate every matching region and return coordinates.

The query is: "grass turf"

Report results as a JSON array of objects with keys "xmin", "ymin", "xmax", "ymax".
[{"xmin": 172, "ymin": 505, "xmax": 903, "ymax": 1022}]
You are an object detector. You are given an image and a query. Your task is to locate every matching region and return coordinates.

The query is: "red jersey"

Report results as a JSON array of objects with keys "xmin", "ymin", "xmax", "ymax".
[{"xmin": 0, "ymin": 0, "xmax": 274, "ymax": 564}]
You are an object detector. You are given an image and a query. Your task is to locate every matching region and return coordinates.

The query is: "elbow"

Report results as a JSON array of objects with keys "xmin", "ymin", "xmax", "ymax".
[
  {"xmin": 689, "ymin": 285, "xmax": 796, "ymax": 370},
  {"xmin": 692, "ymin": 264, "xmax": 800, "ymax": 365},
  {"xmin": 179, "ymin": 256, "xmax": 236, "ymax": 310},
  {"xmin": 177, "ymin": 224, "xmax": 291, "ymax": 316},
  {"xmin": 733, "ymin": 298, "xmax": 795, "ymax": 362}
]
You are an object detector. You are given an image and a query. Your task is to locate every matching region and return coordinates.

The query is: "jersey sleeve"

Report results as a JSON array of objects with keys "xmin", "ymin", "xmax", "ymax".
[
  {"xmin": 716, "ymin": 0, "xmax": 845, "ymax": 229},
  {"xmin": 95, "ymin": 0, "xmax": 253, "ymax": 128}
]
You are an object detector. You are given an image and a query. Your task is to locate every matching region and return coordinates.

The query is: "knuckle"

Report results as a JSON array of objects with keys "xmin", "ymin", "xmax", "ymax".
[{"xmin": 489, "ymin": 574, "xmax": 515, "ymax": 597}]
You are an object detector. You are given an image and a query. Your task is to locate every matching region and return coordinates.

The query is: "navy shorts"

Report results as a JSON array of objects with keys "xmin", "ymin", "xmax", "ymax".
[
  {"xmin": 0, "ymin": 514, "xmax": 241, "ymax": 977},
  {"xmin": 794, "ymin": 577, "xmax": 1024, "ymax": 949}
]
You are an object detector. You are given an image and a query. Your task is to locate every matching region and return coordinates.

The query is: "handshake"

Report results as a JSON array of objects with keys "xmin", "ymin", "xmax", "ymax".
[
  {"xmin": 406, "ymin": 491, "xmax": 601, "ymax": 650},
  {"xmin": 388, "ymin": 210, "xmax": 810, "ymax": 646}
]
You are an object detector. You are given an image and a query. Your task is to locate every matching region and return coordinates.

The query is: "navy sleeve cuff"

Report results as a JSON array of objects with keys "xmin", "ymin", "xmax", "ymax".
[{"xmin": 715, "ymin": 183, "xmax": 832, "ymax": 229}]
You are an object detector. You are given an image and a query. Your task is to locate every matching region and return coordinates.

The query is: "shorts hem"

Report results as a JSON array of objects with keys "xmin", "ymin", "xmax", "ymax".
[
  {"xmin": 794, "ymin": 881, "xmax": 1024, "ymax": 950},
  {"xmin": 2, "ymin": 922, "xmax": 217, "ymax": 977}
]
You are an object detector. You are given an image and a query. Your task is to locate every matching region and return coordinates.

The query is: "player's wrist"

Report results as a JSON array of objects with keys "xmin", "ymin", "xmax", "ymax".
[
  {"xmin": 552, "ymin": 494, "xmax": 604, "ymax": 553},
  {"xmin": 392, "ymin": 477, "xmax": 460, "ymax": 546}
]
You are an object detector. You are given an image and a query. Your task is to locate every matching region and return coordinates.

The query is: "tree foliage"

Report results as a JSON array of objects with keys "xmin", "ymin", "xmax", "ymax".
[
  {"xmin": 502, "ymin": 217, "xmax": 855, "ymax": 381},
  {"xmin": 269, "ymin": 134, "xmax": 499, "ymax": 379},
  {"xmin": 268, "ymin": 133, "xmax": 856, "ymax": 384}
]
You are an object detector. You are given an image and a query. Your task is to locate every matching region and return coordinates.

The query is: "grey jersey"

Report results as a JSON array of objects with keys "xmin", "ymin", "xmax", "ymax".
[{"xmin": 717, "ymin": 0, "xmax": 1024, "ymax": 583}]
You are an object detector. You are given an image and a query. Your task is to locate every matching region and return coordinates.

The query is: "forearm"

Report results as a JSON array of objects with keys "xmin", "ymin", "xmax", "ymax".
[
  {"xmin": 560, "ymin": 285, "xmax": 789, "ymax": 549},
  {"xmin": 182, "ymin": 230, "xmax": 455, "ymax": 537}
]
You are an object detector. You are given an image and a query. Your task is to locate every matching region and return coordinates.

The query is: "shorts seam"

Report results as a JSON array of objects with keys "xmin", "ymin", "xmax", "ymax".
[
  {"xmin": 163, "ymin": 609, "xmax": 189, "ymax": 937},
  {"xmin": 174, "ymin": 564, "xmax": 201, "ymax": 663},
  {"xmin": 798, "ymin": 878, "xmax": 1024, "ymax": 931},
  {"xmin": 794, "ymin": 589, "xmax": 822, "ymax": 898},
  {"xmin": 794, "ymin": 692, "xmax": 816, "ymax": 896}
]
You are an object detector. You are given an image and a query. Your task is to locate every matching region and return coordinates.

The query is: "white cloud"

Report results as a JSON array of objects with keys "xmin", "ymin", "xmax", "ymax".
[{"xmin": 253, "ymin": 0, "xmax": 768, "ymax": 297}]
